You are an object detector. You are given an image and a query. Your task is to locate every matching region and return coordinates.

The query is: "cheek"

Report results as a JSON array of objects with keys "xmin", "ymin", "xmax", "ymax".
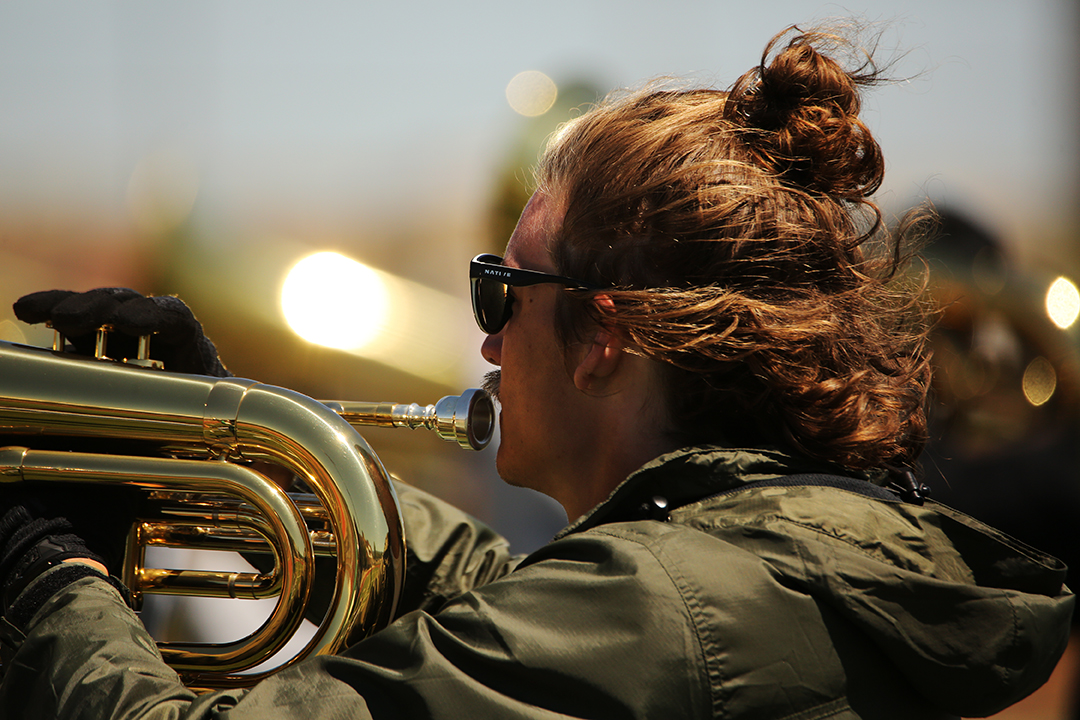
[{"xmin": 495, "ymin": 290, "xmax": 567, "ymax": 412}]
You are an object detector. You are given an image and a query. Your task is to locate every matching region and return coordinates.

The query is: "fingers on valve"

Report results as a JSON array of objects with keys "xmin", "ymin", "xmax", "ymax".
[
  {"xmin": 110, "ymin": 295, "xmax": 199, "ymax": 344},
  {"xmin": 12, "ymin": 290, "xmax": 78, "ymax": 325},
  {"xmin": 14, "ymin": 288, "xmax": 143, "ymax": 338}
]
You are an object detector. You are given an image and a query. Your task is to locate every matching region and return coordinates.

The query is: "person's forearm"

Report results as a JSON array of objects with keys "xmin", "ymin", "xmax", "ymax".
[{"xmin": 0, "ymin": 569, "xmax": 202, "ymax": 720}]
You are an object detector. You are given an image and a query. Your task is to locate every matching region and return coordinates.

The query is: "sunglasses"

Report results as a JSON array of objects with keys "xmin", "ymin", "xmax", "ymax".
[{"xmin": 470, "ymin": 253, "xmax": 595, "ymax": 334}]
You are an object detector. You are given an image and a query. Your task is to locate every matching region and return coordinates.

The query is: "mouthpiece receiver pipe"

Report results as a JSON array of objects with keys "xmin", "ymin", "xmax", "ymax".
[{"xmin": 323, "ymin": 388, "xmax": 496, "ymax": 451}]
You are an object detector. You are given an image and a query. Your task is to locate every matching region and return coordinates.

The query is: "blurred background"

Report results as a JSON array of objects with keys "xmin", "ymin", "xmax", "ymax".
[{"xmin": 1, "ymin": 2, "xmax": 1078, "ymax": 715}]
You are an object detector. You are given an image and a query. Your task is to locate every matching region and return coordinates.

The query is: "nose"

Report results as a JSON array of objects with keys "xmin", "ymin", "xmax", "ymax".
[{"xmin": 481, "ymin": 332, "xmax": 502, "ymax": 366}]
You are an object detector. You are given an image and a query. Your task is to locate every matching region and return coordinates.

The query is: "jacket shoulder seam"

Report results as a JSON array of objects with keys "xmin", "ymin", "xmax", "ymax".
[{"xmin": 588, "ymin": 523, "xmax": 728, "ymax": 718}]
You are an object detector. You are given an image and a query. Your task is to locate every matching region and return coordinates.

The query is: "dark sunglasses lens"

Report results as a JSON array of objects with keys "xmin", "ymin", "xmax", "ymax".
[{"xmin": 472, "ymin": 276, "xmax": 509, "ymax": 334}]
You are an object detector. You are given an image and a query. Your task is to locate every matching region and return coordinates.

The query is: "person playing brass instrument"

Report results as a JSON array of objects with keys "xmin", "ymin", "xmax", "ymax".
[{"xmin": 0, "ymin": 25, "xmax": 1073, "ymax": 719}]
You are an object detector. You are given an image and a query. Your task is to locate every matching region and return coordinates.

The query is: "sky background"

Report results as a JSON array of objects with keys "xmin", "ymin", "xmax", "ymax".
[
  {"xmin": 1, "ymin": 1, "xmax": 1078, "ymax": 551},
  {"xmin": 2, "ymin": 2, "xmax": 1077, "ymax": 253}
]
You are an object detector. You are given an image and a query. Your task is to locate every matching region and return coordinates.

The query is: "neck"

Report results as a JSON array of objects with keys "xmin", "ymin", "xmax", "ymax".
[
  {"xmin": 552, "ymin": 362, "xmax": 679, "ymax": 521},
  {"xmin": 557, "ymin": 428, "xmax": 677, "ymax": 521}
]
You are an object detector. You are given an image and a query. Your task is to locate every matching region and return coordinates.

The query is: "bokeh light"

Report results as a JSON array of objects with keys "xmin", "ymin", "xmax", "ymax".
[
  {"xmin": 1021, "ymin": 356, "xmax": 1057, "ymax": 406},
  {"xmin": 278, "ymin": 250, "xmax": 473, "ymax": 386},
  {"xmin": 1045, "ymin": 276, "xmax": 1080, "ymax": 329},
  {"xmin": 505, "ymin": 71, "xmax": 558, "ymax": 117},
  {"xmin": 281, "ymin": 252, "xmax": 389, "ymax": 350}
]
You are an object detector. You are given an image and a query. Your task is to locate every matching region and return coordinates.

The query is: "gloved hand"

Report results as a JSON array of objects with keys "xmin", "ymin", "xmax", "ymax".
[
  {"xmin": 0, "ymin": 481, "xmax": 142, "ymax": 575},
  {"xmin": 0, "ymin": 507, "xmax": 104, "ymax": 608},
  {"xmin": 13, "ymin": 288, "xmax": 231, "ymax": 377},
  {"xmin": 0, "ymin": 488, "xmax": 138, "ymax": 630}
]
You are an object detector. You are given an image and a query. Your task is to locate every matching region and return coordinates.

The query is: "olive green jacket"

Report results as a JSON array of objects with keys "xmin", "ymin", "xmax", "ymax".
[{"xmin": 0, "ymin": 446, "xmax": 1073, "ymax": 719}]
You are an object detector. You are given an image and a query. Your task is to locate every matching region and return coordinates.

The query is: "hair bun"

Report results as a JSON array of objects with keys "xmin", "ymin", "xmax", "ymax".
[{"xmin": 724, "ymin": 28, "xmax": 885, "ymax": 199}]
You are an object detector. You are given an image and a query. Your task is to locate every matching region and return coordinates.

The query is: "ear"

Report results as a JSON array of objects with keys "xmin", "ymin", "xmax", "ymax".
[
  {"xmin": 573, "ymin": 294, "xmax": 624, "ymax": 393},
  {"xmin": 573, "ymin": 328, "xmax": 625, "ymax": 392}
]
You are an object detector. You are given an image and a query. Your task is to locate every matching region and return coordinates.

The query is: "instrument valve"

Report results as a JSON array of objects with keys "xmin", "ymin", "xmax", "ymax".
[{"xmin": 48, "ymin": 324, "xmax": 165, "ymax": 370}]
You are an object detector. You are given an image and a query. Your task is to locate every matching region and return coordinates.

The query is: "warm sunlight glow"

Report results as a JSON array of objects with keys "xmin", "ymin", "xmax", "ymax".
[
  {"xmin": 277, "ymin": 250, "xmax": 473, "ymax": 386},
  {"xmin": 281, "ymin": 252, "xmax": 388, "ymax": 350}
]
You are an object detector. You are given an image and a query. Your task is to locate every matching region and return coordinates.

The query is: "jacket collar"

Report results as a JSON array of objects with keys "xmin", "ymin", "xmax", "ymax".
[{"xmin": 555, "ymin": 444, "xmax": 861, "ymax": 540}]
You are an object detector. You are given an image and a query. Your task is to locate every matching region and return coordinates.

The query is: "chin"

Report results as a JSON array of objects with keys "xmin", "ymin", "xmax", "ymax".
[
  {"xmin": 493, "ymin": 447, "xmax": 517, "ymax": 485},
  {"xmin": 494, "ymin": 445, "xmax": 532, "ymax": 491}
]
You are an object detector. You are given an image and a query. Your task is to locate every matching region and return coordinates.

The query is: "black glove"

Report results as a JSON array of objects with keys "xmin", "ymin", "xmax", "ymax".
[
  {"xmin": 0, "ymin": 507, "xmax": 102, "ymax": 605},
  {"xmin": 13, "ymin": 288, "xmax": 231, "ymax": 377},
  {"xmin": 0, "ymin": 508, "xmax": 137, "ymax": 637},
  {"xmin": 0, "ymin": 481, "xmax": 142, "ymax": 619},
  {"xmin": 1, "ymin": 482, "xmax": 141, "ymax": 573}
]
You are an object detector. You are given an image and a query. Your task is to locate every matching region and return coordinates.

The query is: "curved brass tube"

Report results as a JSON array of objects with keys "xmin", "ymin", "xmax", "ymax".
[{"xmin": 0, "ymin": 338, "xmax": 493, "ymax": 689}]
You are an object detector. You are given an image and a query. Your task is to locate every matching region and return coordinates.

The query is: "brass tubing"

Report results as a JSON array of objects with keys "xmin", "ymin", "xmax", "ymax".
[
  {"xmin": 0, "ymin": 339, "xmax": 407, "ymax": 688},
  {"xmin": 0, "ymin": 339, "xmax": 495, "ymax": 688},
  {"xmin": 0, "ymin": 446, "xmax": 310, "ymax": 672},
  {"xmin": 138, "ymin": 568, "xmax": 280, "ymax": 600},
  {"xmin": 325, "ymin": 388, "xmax": 495, "ymax": 451},
  {"xmin": 142, "ymin": 521, "xmax": 338, "ymax": 557}
]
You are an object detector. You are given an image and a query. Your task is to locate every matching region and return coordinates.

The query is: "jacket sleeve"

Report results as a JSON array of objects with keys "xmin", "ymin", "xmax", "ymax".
[
  {"xmin": 390, "ymin": 479, "xmax": 526, "ymax": 615},
  {"xmin": 242, "ymin": 479, "xmax": 526, "ymax": 624},
  {"xmin": 0, "ymin": 481, "xmax": 536, "ymax": 719},
  {"xmin": 0, "ymin": 525, "xmax": 708, "ymax": 719}
]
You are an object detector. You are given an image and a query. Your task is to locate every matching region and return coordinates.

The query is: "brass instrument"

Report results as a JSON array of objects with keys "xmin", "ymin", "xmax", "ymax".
[{"xmin": 0, "ymin": 336, "xmax": 495, "ymax": 689}]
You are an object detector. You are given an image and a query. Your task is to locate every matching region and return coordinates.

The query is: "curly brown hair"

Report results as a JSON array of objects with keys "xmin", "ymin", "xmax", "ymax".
[{"xmin": 536, "ymin": 26, "xmax": 933, "ymax": 471}]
